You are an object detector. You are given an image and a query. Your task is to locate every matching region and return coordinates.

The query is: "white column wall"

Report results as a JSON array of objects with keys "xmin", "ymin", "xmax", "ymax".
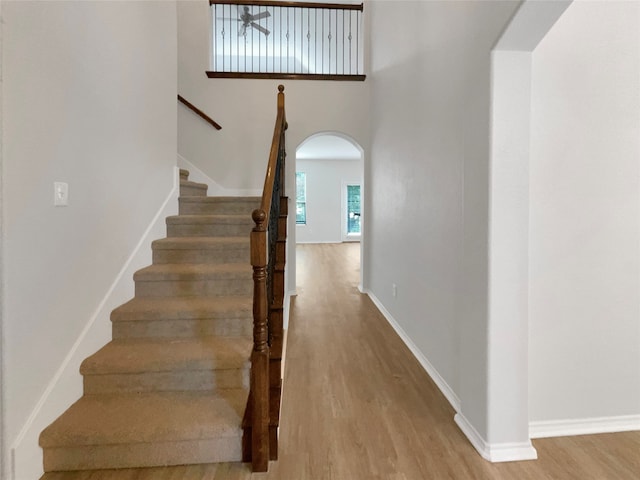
[{"xmin": 483, "ymin": 50, "xmax": 534, "ymax": 455}]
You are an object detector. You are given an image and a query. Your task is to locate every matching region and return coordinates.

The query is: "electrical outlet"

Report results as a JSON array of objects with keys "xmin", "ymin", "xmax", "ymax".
[
  {"xmin": 54, "ymin": 182, "xmax": 69, "ymax": 206},
  {"xmin": 392, "ymin": 283, "xmax": 397, "ymax": 298}
]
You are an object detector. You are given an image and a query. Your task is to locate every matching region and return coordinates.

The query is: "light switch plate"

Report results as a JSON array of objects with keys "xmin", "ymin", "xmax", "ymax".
[{"xmin": 54, "ymin": 182, "xmax": 68, "ymax": 206}]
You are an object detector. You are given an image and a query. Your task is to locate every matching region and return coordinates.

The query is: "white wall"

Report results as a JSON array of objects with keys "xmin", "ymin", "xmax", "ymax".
[
  {"xmin": 2, "ymin": 2, "xmax": 177, "ymax": 478},
  {"xmin": 367, "ymin": 0, "xmax": 523, "ymax": 456},
  {"xmin": 296, "ymin": 158, "xmax": 362, "ymax": 243},
  {"xmin": 0, "ymin": 0, "xmax": 5, "ymax": 476},
  {"xmin": 529, "ymin": 0, "xmax": 640, "ymax": 430}
]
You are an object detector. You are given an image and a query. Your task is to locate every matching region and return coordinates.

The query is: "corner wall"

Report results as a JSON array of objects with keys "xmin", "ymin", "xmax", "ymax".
[
  {"xmin": 2, "ymin": 2, "xmax": 177, "ymax": 478},
  {"xmin": 366, "ymin": 0, "xmax": 521, "ymax": 453},
  {"xmin": 528, "ymin": 0, "xmax": 640, "ymax": 435}
]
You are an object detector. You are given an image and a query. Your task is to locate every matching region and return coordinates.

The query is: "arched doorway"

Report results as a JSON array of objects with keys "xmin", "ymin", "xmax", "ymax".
[{"xmin": 294, "ymin": 132, "xmax": 365, "ymax": 290}]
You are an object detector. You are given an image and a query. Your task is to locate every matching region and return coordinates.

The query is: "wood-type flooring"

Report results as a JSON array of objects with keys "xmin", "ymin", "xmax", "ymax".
[{"xmin": 42, "ymin": 243, "xmax": 640, "ymax": 480}]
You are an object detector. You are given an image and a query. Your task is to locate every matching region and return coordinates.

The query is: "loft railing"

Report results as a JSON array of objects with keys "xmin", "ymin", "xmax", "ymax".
[
  {"xmin": 243, "ymin": 85, "xmax": 288, "ymax": 472},
  {"xmin": 208, "ymin": 1, "xmax": 365, "ymax": 81},
  {"xmin": 177, "ymin": 95, "xmax": 222, "ymax": 130}
]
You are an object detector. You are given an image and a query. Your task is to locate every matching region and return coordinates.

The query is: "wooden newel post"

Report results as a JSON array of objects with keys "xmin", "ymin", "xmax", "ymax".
[
  {"xmin": 277, "ymin": 84, "xmax": 285, "ymax": 110},
  {"xmin": 250, "ymin": 209, "xmax": 270, "ymax": 472}
]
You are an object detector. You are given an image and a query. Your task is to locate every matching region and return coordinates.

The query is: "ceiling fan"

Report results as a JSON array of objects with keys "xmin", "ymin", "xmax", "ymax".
[
  {"xmin": 239, "ymin": 6, "xmax": 271, "ymax": 37},
  {"xmin": 217, "ymin": 5, "xmax": 271, "ymax": 37}
]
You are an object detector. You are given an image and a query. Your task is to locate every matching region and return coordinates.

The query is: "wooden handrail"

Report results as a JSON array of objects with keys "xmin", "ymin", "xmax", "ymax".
[
  {"xmin": 210, "ymin": 0, "xmax": 363, "ymax": 11},
  {"xmin": 207, "ymin": 72, "xmax": 366, "ymax": 82},
  {"xmin": 177, "ymin": 95, "xmax": 222, "ymax": 130},
  {"xmin": 258, "ymin": 85, "xmax": 286, "ymax": 222},
  {"xmin": 246, "ymin": 85, "xmax": 287, "ymax": 472}
]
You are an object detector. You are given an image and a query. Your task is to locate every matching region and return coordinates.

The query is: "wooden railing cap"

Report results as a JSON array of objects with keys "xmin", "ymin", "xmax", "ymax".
[{"xmin": 252, "ymin": 209, "xmax": 267, "ymax": 226}]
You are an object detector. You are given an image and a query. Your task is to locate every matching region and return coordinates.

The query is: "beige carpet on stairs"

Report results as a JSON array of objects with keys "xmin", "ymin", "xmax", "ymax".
[{"xmin": 39, "ymin": 169, "xmax": 259, "ymax": 472}]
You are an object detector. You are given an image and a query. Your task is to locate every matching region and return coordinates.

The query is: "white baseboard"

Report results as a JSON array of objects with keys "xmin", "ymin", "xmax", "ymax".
[
  {"xmin": 177, "ymin": 154, "xmax": 261, "ymax": 197},
  {"xmin": 10, "ymin": 168, "xmax": 180, "ymax": 480},
  {"xmin": 455, "ymin": 414, "xmax": 538, "ymax": 462},
  {"xmin": 283, "ymin": 290, "xmax": 293, "ymax": 331},
  {"xmin": 364, "ymin": 290, "xmax": 461, "ymax": 412},
  {"xmin": 295, "ymin": 240, "xmax": 343, "ymax": 244},
  {"xmin": 530, "ymin": 415, "xmax": 640, "ymax": 439},
  {"xmin": 364, "ymin": 290, "xmax": 537, "ymax": 463}
]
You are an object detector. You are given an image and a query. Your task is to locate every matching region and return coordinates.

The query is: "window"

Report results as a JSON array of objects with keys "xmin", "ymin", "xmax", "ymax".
[
  {"xmin": 296, "ymin": 172, "xmax": 307, "ymax": 225},
  {"xmin": 346, "ymin": 184, "xmax": 361, "ymax": 235}
]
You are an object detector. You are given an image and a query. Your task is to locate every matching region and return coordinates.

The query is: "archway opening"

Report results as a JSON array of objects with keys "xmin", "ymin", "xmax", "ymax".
[{"xmin": 294, "ymin": 132, "xmax": 365, "ymax": 290}]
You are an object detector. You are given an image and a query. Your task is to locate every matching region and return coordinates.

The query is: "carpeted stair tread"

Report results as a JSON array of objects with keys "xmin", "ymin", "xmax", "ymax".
[
  {"xmin": 166, "ymin": 214, "xmax": 253, "ymax": 225},
  {"xmin": 180, "ymin": 179, "xmax": 207, "ymax": 190},
  {"xmin": 134, "ymin": 263, "xmax": 251, "ymax": 281},
  {"xmin": 179, "ymin": 169, "xmax": 189, "ymax": 180},
  {"xmin": 39, "ymin": 389, "xmax": 247, "ymax": 447},
  {"xmin": 166, "ymin": 215, "xmax": 254, "ymax": 238},
  {"xmin": 152, "ymin": 236, "xmax": 249, "ymax": 249},
  {"xmin": 152, "ymin": 237, "xmax": 250, "ymax": 264},
  {"xmin": 112, "ymin": 296, "xmax": 252, "ymax": 322},
  {"xmin": 181, "ymin": 196, "xmax": 260, "ymax": 203},
  {"xmin": 179, "ymin": 197, "xmax": 261, "ymax": 215},
  {"xmin": 80, "ymin": 336, "xmax": 252, "ymax": 375},
  {"xmin": 110, "ymin": 297, "xmax": 253, "ymax": 339}
]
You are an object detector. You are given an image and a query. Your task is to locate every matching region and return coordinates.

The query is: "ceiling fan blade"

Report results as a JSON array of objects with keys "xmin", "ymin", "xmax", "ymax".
[
  {"xmin": 251, "ymin": 22, "xmax": 270, "ymax": 36},
  {"xmin": 250, "ymin": 11, "xmax": 271, "ymax": 21}
]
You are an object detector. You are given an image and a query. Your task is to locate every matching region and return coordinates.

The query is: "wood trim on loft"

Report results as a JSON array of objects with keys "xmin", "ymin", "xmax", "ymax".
[
  {"xmin": 209, "ymin": 0, "xmax": 363, "ymax": 11},
  {"xmin": 177, "ymin": 95, "xmax": 222, "ymax": 130},
  {"xmin": 206, "ymin": 72, "xmax": 366, "ymax": 81}
]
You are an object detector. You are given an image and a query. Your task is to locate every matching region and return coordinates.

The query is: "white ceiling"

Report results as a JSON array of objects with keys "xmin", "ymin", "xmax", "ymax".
[{"xmin": 296, "ymin": 134, "xmax": 362, "ymax": 160}]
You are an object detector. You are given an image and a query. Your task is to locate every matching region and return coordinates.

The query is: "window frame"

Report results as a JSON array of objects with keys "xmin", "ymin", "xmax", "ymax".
[
  {"xmin": 295, "ymin": 171, "xmax": 307, "ymax": 225},
  {"xmin": 342, "ymin": 181, "xmax": 361, "ymax": 242}
]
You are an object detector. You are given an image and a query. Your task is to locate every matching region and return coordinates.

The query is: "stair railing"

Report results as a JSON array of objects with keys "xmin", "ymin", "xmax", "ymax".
[
  {"xmin": 208, "ymin": 1, "xmax": 366, "ymax": 81},
  {"xmin": 177, "ymin": 94, "xmax": 222, "ymax": 130},
  {"xmin": 245, "ymin": 84, "xmax": 288, "ymax": 472}
]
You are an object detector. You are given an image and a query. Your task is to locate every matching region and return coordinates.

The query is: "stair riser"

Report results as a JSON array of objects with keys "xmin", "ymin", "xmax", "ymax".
[
  {"xmin": 112, "ymin": 318, "xmax": 252, "ymax": 339},
  {"xmin": 84, "ymin": 368, "xmax": 249, "ymax": 394},
  {"xmin": 180, "ymin": 185, "xmax": 207, "ymax": 197},
  {"xmin": 43, "ymin": 437, "xmax": 243, "ymax": 471},
  {"xmin": 167, "ymin": 223, "xmax": 253, "ymax": 237},
  {"xmin": 135, "ymin": 278, "xmax": 252, "ymax": 297},
  {"xmin": 179, "ymin": 200, "xmax": 259, "ymax": 215},
  {"xmin": 152, "ymin": 246, "xmax": 249, "ymax": 264}
]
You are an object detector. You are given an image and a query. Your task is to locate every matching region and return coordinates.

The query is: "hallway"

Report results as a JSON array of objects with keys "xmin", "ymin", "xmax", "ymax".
[{"xmin": 42, "ymin": 243, "xmax": 639, "ymax": 479}]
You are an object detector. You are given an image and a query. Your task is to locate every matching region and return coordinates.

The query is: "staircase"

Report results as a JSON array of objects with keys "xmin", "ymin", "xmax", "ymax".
[{"xmin": 39, "ymin": 170, "xmax": 260, "ymax": 471}]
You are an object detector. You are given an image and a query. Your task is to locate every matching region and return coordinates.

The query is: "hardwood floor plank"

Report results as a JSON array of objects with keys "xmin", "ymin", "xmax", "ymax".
[{"xmin": 42, "ymin": 243, "xmax": 640, "ymax": 480}]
